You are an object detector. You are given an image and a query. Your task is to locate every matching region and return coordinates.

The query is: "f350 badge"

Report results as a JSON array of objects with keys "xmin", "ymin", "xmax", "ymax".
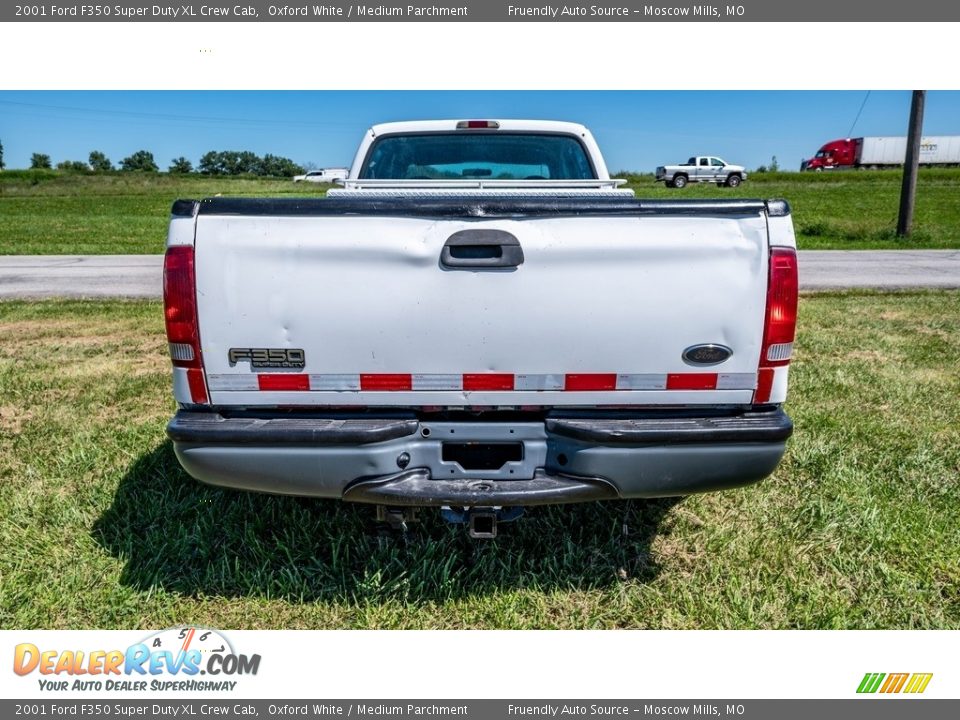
[{"xmin": 228, "ymin": 348, "xmax": 305, "ymax": 369}]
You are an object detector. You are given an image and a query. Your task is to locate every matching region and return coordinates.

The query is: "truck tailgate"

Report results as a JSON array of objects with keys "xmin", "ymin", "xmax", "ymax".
[{"xmin": 193, "ymin": 203, "xmax": 770, "ymax": 407}]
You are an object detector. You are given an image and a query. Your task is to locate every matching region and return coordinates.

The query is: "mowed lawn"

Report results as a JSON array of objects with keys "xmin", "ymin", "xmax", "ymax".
[
  {"xmin": 0, "ymin": 172, "xmax": 324, "ymax": 255},
  {"xmin": 625, "ymin": 168, "xmax": 960, "ymax": 250},
  {"xmin": 2, "ymin": 169, "xmax": 960, "ymax": 253},
  {"xmin": 0, "ymin": 293, "xmax": 957, "ymax": 629}
]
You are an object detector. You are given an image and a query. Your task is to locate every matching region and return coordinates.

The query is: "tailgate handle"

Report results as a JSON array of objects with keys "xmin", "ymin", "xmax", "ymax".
[{"xmin": 440, "ymin": 230, "xmax": 524, "ymax": 269}]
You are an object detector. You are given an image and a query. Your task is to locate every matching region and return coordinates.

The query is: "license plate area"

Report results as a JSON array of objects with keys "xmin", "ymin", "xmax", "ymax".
[
  {"xmin": 441, "ymin": 442, "xmax": 523, "ymax": 471},
  {"xmin": 418, "ymin": 422, "xmax": 546, "ymax": 480}
]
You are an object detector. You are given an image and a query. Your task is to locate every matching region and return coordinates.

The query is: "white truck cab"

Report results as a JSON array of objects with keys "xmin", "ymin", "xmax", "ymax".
[{"xmin": 347, "ymin": 119, "xmax": 612, "ymax": 182}]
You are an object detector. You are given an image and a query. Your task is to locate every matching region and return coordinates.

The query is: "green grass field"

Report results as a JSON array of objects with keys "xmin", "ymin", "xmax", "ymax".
[
  {"xmin": 621, "ymin": 168, "xmax": 960, "ymax": 250},
  {"xmin": 0, "ymin": 172, "xmax": 320, "ymax": 255},
  {"xmin": 1, "ymin": 293, "xmax": 957, "ymax": 629},
  {"xmin": 2, "ymin": 169, "xmax": 960, "ymax": 254}
]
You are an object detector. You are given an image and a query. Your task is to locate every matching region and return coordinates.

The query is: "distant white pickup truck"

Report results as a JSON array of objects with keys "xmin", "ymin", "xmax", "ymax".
[
  {"xmin": 164, "ymin": 119, "xmax": 796, "ymax": 537},
  {"xmin": 656, "ymin": 156, "xmax": 747, "ymax": 188},
  {"xmin": 292, "ymin": 167, "xmax": 348, "ymax": 183}
]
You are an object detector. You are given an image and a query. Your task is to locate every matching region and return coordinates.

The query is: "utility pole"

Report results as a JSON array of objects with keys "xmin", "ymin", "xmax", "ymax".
[{"xmin": 897, "ymin": 90, "xmax": 926, "ymax": 237}]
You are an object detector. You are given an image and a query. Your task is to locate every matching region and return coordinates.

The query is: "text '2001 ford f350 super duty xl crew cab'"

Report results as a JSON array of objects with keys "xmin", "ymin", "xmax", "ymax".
[{"xmin": 164, "ymin": 119, "xmax": 797, "ymax": 537}]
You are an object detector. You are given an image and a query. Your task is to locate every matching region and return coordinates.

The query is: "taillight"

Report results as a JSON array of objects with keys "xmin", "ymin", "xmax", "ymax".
[
  {"xmin": 456, "ymin": 120, "xmax": 500, "ymax": 129},
  {"xmin": 163, "ymin": 246, "xmax": 207, "ymax": 403},
  {"xmin": 755, "ymin": 247, "xmax": 798, "ymax": 404}
]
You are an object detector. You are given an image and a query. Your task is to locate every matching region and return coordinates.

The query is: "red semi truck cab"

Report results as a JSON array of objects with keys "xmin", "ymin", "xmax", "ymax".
[{"xmin": 802, "ymin": 138, "xmax": 858, "ymax": 171}]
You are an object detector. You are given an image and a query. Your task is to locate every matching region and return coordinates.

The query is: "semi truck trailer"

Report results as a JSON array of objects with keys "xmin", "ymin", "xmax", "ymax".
[{"xmin": 802, "ymin": 135, "xmax": 960, "ymax": 171}]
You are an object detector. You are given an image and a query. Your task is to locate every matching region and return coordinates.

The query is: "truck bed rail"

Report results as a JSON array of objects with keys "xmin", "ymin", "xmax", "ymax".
[
  {"xmin": 337, "ymin": 179, "xmax": 628, "ymax": 190},
  {"xmin": 174, "ymin": 197, "xmax": 790, "ymax": 219}
]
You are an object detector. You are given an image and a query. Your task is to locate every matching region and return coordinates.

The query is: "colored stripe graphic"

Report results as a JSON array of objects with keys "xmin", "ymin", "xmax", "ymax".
[
  {"xmin": 857, "ymin": 672, "xmax": 932, "ymax": 694},
  {"xmin": 564, "ymin": 373, "xmax": 618, "ymax": 391},
  {"xmin": 257, "ymin": 374, "xmax": 310, "ymax": 391},
  {"xmin": 207, "ymin": 372, "xmax": 759, "ymax": 393},
  {"xmin": 857, "ymin": 673, "xmax": 885, "ymax": 694},
  {"xmin": 463, "ymin": 373, "xmax": 515, "ymax": 391},
  {"xmin": 904, "ymin": 674, "xmax": 933, "ymax": 694},
  {"xmin": 666, "ymin": 373, "xmax": 718, "ymax": 390},
  {"xmin": 360, "ymin": 373, "xmax": 413, "ymax": 391},
  {"xmin": 186, "ymin": 368, "xmax": 208, "ymax": 403},
  {"xmin": 880, "ymin": 673, "xmax": 908, "ymax": 693},
  {"xmin": 754, "ymin": 367, "xmax": 776, "ymax": 403}
]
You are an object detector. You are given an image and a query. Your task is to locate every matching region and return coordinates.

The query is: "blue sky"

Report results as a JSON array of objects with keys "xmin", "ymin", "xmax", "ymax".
[{"xmin": 1, "ymin": 90, "xmax": 959, "ymax": 172}]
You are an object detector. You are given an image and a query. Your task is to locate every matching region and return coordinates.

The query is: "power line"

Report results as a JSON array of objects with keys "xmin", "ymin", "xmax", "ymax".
[{"xmin": 847, "ymin": 91, "xmax": 871, "ymax": 137}]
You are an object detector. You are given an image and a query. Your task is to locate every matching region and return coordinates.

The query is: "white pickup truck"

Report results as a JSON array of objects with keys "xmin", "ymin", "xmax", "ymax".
[
  {"xmin": 656, "ymin": 156, "xmax": 747, "ymax": 188},
  {"xmin": 164, "ymin": 119, "xmax": 797, "ymax": 537},
  {"xmin": 292, "ymin": 167, "xmax": 348, "ymax": 184}
]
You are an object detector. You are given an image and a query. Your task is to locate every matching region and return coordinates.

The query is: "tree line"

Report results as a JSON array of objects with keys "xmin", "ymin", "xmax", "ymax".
[{"xmin": 15, "ymin": 148, "xmax": 305, "ymax": 177}]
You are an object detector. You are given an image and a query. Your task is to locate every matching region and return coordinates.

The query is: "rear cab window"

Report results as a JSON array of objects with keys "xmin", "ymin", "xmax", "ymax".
[{"xmin": 359, "ymin": 132, "xmax": 597, "ymax": 180}]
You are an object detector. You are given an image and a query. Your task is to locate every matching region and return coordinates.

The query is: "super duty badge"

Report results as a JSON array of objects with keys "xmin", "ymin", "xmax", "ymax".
[{"xmin": 228, "ymin": 348, "xmax": 305, "ymax": 369}]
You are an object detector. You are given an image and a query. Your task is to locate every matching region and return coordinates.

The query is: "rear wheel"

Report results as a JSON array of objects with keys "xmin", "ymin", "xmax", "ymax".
[
  {"xmin": 672, "ymin": 174, "xmax": 688, "ymax": 189},
  {"xmin": 725, "ymin": 174, "xmax": 742, "ymax": 188}
]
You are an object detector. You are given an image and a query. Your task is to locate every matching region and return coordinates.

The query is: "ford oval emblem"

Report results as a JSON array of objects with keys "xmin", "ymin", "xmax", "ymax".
[{"xmin": 682, "ymin": 344, "xmax": 733, "ymax": 366}]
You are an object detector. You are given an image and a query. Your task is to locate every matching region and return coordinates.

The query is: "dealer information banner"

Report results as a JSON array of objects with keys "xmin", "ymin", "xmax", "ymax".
[
  {"xmin": 4, "ymin": 0, "xmax": 960, "ymax": 22},
  {"xmin": 3, "ymin": 630, "xmax": 957, "ymax": 713},
  {"xmin": 2, "ymin": 700, "xmax": 960, "ymax": 718}
]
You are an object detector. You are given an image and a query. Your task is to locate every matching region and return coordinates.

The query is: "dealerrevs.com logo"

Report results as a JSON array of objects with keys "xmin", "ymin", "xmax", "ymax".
[
  {"xmin": 857, "ymin": 673, "xmax": 933, "ymax": 694},
  {"xmin": 13, "ymin": 627, "xmax": 261, "ymax": 692}
]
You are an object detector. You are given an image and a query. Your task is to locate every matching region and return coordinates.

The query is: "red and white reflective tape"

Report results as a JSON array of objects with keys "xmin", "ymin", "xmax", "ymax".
[{"xmin": 205, "ymin": 372, "xmax": 758, "ymax": 392}]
